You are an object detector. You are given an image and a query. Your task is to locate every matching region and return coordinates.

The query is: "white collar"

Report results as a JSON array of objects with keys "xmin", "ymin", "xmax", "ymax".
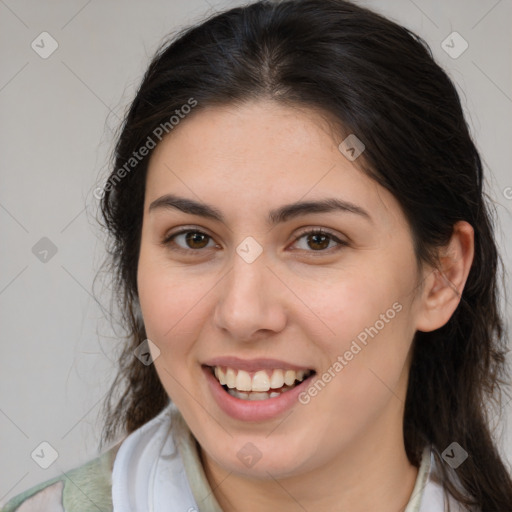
[{"xmin": 112, "ymin": 402, "xmax": 197, "ymax": 512}]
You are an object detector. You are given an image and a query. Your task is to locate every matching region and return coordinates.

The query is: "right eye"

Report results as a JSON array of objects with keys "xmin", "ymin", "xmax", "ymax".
[{"xmin": 161, "ymin": 229, "xmax": 219, "ymax": 253}]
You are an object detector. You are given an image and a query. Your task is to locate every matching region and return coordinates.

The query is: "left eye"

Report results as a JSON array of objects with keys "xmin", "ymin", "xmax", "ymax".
[
  {"xmin": 291, "ymin": 228, "xmax": 347, "ymax": 252},
  {"xmin": 162, "ymin": 228, "xmax": 346, "ymax": 253}
]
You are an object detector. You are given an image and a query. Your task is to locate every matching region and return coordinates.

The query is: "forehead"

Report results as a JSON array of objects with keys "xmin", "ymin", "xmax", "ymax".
[
  {"xmin": 149, "ymin": 100, "xmax": 345, "ymax": 177},
  {"xmin": 144, "ymin": 100, "xmax": 404, "ymax": 230}
]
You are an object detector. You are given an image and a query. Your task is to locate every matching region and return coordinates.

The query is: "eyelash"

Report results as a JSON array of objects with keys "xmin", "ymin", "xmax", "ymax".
[{"xmin": 161, "ymin": 227, "xmax": 347, "ymax": 255}]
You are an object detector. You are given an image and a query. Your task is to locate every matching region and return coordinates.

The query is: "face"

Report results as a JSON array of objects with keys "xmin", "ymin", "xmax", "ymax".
[{"xmin": 137, "ymin": 99, "xmax": 427, "ymax": 480}]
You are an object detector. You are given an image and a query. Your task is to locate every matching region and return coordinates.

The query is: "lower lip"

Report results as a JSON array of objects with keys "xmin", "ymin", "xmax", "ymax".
[{"xmin": 202, "ymin": 366, "xmax": 314, "ymax": 422}]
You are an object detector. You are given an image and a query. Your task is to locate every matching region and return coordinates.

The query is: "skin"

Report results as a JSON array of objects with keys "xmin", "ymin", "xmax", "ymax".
[{"xmin": 137, "ymin": 99, "xmax": 474, "ymax": 512}]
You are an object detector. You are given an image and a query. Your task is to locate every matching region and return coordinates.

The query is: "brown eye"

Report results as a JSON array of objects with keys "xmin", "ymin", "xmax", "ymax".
[
  {"xmin": 162, "ymin": 229, "xmax": 216, "ymax": 252},
  {"xmin": 305, "ymin": 232, "xmax": 330, "ymax": 251},
  {"xmin": 291, "ymin": 228, "xmax": 347, "ymax": 253},
  {"xmin": 182, "ymin": 231, "xmax": 210, "ymax": 249},
  {"xmin": 161, "ymin": 227, "xmax": 347, "ymax": 256}
]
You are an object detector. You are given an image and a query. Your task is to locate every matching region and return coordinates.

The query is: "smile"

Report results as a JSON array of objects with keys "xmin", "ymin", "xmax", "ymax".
[
  {"xmin": 202, "ymin": 357, "xmax": 317, "ymax": 421},
  {"xmin": 208, "ymin": 365, "xmax": 315, "ymax": 401}
]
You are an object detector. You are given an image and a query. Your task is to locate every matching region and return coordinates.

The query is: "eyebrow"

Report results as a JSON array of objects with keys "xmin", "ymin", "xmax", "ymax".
[{"xmin": 148, "ymin": 193, "xmax": 372, "ymax": 226}]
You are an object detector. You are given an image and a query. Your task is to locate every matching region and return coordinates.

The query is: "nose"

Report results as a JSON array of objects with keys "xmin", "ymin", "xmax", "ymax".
[{"xmin": 213, "ymin": 249, "xmax": 287, "ymax": 342}]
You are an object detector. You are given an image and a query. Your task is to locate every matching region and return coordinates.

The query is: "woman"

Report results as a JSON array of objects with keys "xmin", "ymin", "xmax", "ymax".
[{"xmin": 3, "ymin": 0, "xmax": 511, "ymax": 510}]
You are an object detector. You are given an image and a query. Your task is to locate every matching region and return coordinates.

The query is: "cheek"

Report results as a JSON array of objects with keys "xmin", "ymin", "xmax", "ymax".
[
  {"xmin": 306, "ymin": 267, "xmax": 401, "ymax": 342},
  {"xmin": 310, "ymin": 260, "xmax": 415, "ymax": 381},
  {"xmin": 302, "ymin": 283, "xmax": 413, "ymax": 448},
  {"xmin": 137, "ymin": 249, "xmax": 197, "ymax": 354},
  {"xmin": 137, "ymin": 258, "xmax": 206, "ymax": 408}
]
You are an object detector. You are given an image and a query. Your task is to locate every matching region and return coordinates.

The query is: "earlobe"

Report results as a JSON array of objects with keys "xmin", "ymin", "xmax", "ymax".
[{"xmin": 415, "ymin": 221, "xmax": 475, "ymax": 333}]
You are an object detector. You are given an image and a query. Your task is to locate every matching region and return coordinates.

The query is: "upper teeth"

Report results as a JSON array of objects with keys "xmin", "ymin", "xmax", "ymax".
[{"xmin": 213, "ymin": 367, "xmax": 311, "ymax": 392}]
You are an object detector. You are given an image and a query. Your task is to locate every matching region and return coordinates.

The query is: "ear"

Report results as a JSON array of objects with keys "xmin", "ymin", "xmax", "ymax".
[{"xmin": 415, "ymin": 220, "xmax": 475, "ymax": 333}]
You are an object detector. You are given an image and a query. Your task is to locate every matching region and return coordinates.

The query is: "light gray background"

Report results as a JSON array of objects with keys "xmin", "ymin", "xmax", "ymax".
[{"xmin": 1, "ymin": 0, "xmax": 511, "ymax": 504}]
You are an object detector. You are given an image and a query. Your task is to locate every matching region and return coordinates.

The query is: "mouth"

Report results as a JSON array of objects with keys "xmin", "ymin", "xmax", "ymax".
[{"xmin": 205, "ymin": 365, "xmax": 316, "ymax": 401}]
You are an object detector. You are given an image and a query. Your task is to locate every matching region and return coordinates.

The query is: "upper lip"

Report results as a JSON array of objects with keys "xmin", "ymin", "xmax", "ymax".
[{"xmin": 202, "ymin": 356, "xmax": 314, "ymax": 373}]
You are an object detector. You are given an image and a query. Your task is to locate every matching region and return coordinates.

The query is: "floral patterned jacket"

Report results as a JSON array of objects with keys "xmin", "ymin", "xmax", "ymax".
[{"xmin": 1, "ymin": 442, "xmax": 122, "ymax": 512}]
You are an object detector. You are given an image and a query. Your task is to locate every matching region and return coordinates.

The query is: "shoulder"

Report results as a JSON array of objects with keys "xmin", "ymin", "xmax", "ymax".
[
  {"xmin": 0, "ymin": 441, "xmax": 123, "ymax": 512},
  {"xmin": 419, "ymin": 448, "xmax": 480, "ymax": 512}
]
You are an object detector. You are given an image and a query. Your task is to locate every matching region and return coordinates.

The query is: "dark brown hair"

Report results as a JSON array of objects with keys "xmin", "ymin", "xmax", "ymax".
[{"xmin": 96, "ymin": 1, "xmax": 512, "ymax": 509}]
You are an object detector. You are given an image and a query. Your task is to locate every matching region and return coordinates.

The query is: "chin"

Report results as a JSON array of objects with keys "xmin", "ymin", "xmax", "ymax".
[{"xmin": 200, "ymin": 431, "xmax": 317, "ymax": 481}]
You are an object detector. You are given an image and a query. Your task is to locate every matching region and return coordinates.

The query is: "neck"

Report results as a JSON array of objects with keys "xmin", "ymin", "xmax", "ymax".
[{"xmin": 201, "ymin": 427, "xmax": 419, "ymax": 512}]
